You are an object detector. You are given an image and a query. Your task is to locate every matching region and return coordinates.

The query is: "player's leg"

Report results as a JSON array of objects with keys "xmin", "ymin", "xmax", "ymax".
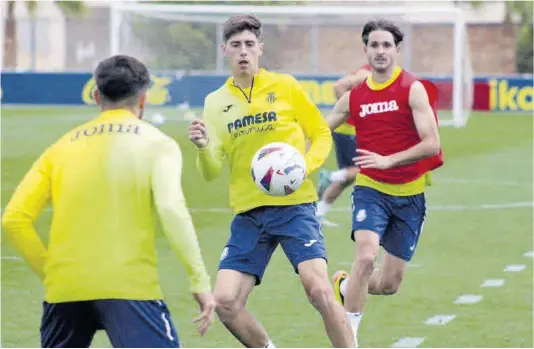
[
  {"xmin": 316, "ymin": 133, "xmax": 358, "ymax": 226},
  {"xmin": 333, "ymin": 186, "xmax": 390, "ymax": 346},
  {"xmin": 95, "ymin": 299, "xmax": 179, "ymax": 348},
  {"xmin": 40, "ymin": 301, "xmax": 99, "ymax": 348},
  {"xmin": 215, "ymin": 210, "xmax": 278, "ymax": 348},
  {"xmin": 276, "ymin": 203, "xmax": 355, "ymax": 347},
  {"xmin": 214, "ymin": 270, "xmax": 274, "ymax": 348},
  {"xmin": 298, "ymin": 259, "xmax": 355, "ymax": 347},
  {"xmin": 334, "ymin": 249, "xmax": 406, "ymax": 300},
  {"xmin": 369, "ymin": 192, "xmax": 426, "ymax": 295},
  {"xmin": 367, "ymin": 250, "xmax": 407, "ymax": 295}
]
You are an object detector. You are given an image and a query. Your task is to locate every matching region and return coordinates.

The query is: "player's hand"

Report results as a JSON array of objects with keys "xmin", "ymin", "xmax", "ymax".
[
  {"xmin": 192, "ymin": 291, "xmax": 216, "ymax": 336},
  {"xmin": 353, "ymin": 149, "xmax": 394, "ymax": 169},
  {"xmin": 188, "ymin": 119, "xmax": 209, "ymax": 148}
]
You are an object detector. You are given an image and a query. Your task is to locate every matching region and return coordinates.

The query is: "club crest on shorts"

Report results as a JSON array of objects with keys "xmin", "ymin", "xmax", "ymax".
[
  {"xmin": 356, "ymin": 209, "xmax": 367, "ymax": 222},
  {"xmin": 220, "ymin": 247, "xmax": 229, "ymax": 261}
]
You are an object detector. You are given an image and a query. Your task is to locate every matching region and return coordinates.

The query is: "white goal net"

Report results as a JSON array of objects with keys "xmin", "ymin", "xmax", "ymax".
[{"xmin": 110, "ymin": 3, "xmax": 473, "ymax": 128}]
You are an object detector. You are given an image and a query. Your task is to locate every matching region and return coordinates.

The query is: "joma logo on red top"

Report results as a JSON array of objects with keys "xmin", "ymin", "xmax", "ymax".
[{"xmin": 359, "ymin": 100, "xmax": 399, "ymax": 117}]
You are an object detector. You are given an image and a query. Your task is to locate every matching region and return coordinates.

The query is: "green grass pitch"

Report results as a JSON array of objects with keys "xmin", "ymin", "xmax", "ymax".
[{"xmin": 1, "ymin": 106, "xmax": 532, "ymax": 347}]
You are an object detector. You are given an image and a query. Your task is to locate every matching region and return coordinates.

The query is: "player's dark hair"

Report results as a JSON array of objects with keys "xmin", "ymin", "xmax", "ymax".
[
  {"xmin": 94, "ymin": 55, "xmax": 150, "ymax": 106},
  {"xmin": 362, "ymin": 19, "xmax": 404, "ymax": 46},
  {"xmin": 223, "ymin": 14, "xmax": 262, "ymax": 41}
]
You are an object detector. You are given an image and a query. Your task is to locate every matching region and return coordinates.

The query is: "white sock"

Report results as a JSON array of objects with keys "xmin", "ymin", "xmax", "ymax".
[
  {"xmin": 347, "ymin": 312, "xmax": 363, "ymax": 348},
  {"xmin": 316, "ymin": 200, "xmax": 331, "ymax": 217},
  {"xmin": 265, "ymin": 339, "xmax": 276, "ymax": 348},
  {"xmin": 340, "ymin": 277, "xmax": 349, "ymax": 297},
  {"xmin": 330, "ymin": 169, "xmax": 349, "ymax": 183}
]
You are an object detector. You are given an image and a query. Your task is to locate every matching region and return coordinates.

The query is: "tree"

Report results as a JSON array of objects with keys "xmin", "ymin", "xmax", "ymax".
[
  {"xmin": 3, "ymin": 1, "xmax": 86, "ymax": 69},
  {"xmin": 129, "ymin": 1, "xmax": 301, "ymax": 71},
  {"xmin": 463, "ymin": 1, "xmax": 533, "ymax": 73},
  {"xmin": 505, "ymin": 1, "xmax": 533, "ymax": 74}
]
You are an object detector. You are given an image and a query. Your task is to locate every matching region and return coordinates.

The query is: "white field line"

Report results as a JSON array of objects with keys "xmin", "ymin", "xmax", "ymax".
[
  {"xmin": 424, "ymin": 315, "xmax": 456, "ymax": 325},
  {"xmin": 15, "ymin": 201, "xmax": 531, "ymax": 216},
  {"xmin": 504, "ymin": 264, "xmax": 526, "ymax": 272},
  {"xmin": 337, "ymin": 262, "xmax": 422, "ymax": 268},
  {"xmin": 391, "ymin": 337, "xmax": 425, "ymax": 348},
  {"xmin": 1, "ymin": 256, "xmax": 22, "ymax": 261},
  {"xmin": 432, "ymin": 177, "xmax": 532, "ymax": 187},
  {"xmin": 190, "ymin": 202, "xmax": 533, "ymax": 212},
  {"xmin": 481, "ymin": 279, "xmax": 505, "ymax": 287},
  {"xmin": 454, "ymin": 295, "xmax": 483, "ymax": 304}
]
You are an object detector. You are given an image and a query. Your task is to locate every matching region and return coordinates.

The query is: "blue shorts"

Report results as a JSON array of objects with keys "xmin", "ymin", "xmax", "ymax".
[
  {"xmin": 351, "ymin": 186, "xmax": 426, "ymax": 262},
  {"xmin": 40, "ymin": 299, "xmax": 179, "ymax": 348},
  {"xmin": 219, "ymin": 203, "xmax": 327, "ymax": 284},
  {"xmin": 333, "ymin": 132, "xmax": 357, "ymax": 169}
]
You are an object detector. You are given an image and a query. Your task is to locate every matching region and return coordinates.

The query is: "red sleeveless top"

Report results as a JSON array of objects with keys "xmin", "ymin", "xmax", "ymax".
[{"xmin": 347, "ymin": 69, "xmax": 443, "ymax": 184}]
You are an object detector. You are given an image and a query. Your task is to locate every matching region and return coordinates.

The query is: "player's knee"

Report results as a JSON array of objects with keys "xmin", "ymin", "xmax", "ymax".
[
  {"xmin": 305, "ymin": 283, "xmax": 334, "ymax": 312},
  {"xmin": 346, "ymin": 166, "xmax": 359, "ymax": 178},
  {"xmin": 353, "ymin": 232, "xmax": 379, "ymax": 277},
  {"xmin": 339, "ymin": 179, "xmax": 353, "ymax": 188},
  {"xmin": 354, "ymin": 252, "xmax": 377, "ymax": 277},
  {"xmin": 382, "ymin": 285, "xmax": 399, "ymax": 295},
  {"xmin": 379, "ymin": 271, "xmax": 404, "ymax": 295},
  {"xmin": 214, "ymin": 292, "xmax": 244, "ymax": 319},
  {"xmin": 340, "ymin": 167, "xmax": 358, "ymax": 185},
  {"xmin": 379, "ymin": 281, "xmax": 400, "ymax": 295}
]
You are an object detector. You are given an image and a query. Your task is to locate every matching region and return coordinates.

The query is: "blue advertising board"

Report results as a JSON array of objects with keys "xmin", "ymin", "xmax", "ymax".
[
  {"xmin": 1, "ymin": 72, "xmax": 532, "ymax": 113},
  {"xmin": 488, "ymin": 77, "xmax": 533, "ymax": 112}
]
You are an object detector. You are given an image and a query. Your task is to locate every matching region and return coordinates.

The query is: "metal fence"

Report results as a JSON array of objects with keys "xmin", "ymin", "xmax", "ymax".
[
  {"xmin": 3, "ymin": 6, "xmax": 111, "ymax": 72},
  {"xmin": 1, "ymin": 4, "xmax": 526, "ymax": 75}
]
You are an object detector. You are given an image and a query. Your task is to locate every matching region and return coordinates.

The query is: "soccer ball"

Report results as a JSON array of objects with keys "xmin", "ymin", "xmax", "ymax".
[{"xmin": 251, "ymin": 142, "xmax": 307, "ymax": 196}]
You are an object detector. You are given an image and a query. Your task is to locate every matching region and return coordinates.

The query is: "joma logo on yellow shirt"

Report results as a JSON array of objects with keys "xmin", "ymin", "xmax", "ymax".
[{"xmin": 71, "ymin": 123, "xmax": 140, "ymax": 141}]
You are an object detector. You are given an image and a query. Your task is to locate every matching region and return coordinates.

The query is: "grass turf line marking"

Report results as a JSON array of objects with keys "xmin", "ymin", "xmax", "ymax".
[
  {"xmin": 1, "ymin": 256, "xmax": 22, "ymax": 261},
  {"xmin": 391, "ymin": 337, "xmax": 425, "ymax": 348},
  {"xmin": 338, "ymin": 262, "xmax": 422, "ymax": 268},
  {"xmin": 29, "ymin": 201, "xmax": 534, "ymax": 215},
  {"xmin": 192, "ymin": 202, "xmax": 534, "ymax": 212},
  {"xmin": 524, "ymin": 251, "xmax": 534, "ymax": 258},
  {"xmin": 433, "ymin": 177, "xmax": 532, "ymax": 187},
  {"xmin": 454, "ymin": 295, "xmax": 483, "ymax": 304},
  {"xmin": 481, "ymin": 279, "xmax": 505, "ymax": 287},
  {"xmin": 424, "ymin": 315, "xmax": 456, "ymax": 325},
  {"xmin": 504, "ymin": 264, "xmax": 526, "ymax": 272}
]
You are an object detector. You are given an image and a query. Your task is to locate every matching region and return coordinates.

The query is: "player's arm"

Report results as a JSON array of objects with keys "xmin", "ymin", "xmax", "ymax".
[
  {"xmin": 333, "ymin": 68, "xmax": 371, "ymax": 99},
  {"xmin": 292, "ymin": 78, "xmax": 332, "ymax": 174},
  {"xmin": 326, "ymin": 90, "xmax": 351, "ymax": 131},
  {"xmin": 196, "ymin": 137, "xmax": 225, "ymax": 182},
  {"xmin": 191, "ymin": 98, "xmax": 226, "ymax": 181},
  {"xmin": 388, "ymin": 81, "xmax": 441, "ymax": 167},
  {"xmin": 1, "ymin": 151, "xmax": 51, "ymax": 280},
  {"xmin": 152, "ymin": 139, "xmax": 211, "ymax": 294}
]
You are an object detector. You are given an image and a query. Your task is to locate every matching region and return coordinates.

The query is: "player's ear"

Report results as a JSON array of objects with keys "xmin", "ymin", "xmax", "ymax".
[
  {"xmin": 139, "ymin": 91, "xmax": 146, "ymax": 110},
  {"xmin": 94, "ymin": 89, "xmax": 101, "ymax": 105},
  {"xmin": 258, "ymin": 42, "xmax": 264, "ymax": 56},
  {"xmin": 221, "ymin": 43, "xmax": 228, "ymax": 57}
]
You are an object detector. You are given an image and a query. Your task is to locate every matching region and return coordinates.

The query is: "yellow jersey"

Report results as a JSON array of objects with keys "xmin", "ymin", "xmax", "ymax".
[
  {"xmin": 334, "ymin": 122, "xmax": 356, "ymax": 136},
  {"xmin": 197, "ymin": 69, "xmax": 332, "ymax": 214},
  {"xmin": 2, "ymin": 109, "xmax": 211, "ymax": 303}
]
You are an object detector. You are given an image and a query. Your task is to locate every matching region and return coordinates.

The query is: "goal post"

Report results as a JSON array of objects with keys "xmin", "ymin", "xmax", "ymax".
[{"xmin": 109, "ymin": 3, "xmax": 473, "ymax": 128}]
